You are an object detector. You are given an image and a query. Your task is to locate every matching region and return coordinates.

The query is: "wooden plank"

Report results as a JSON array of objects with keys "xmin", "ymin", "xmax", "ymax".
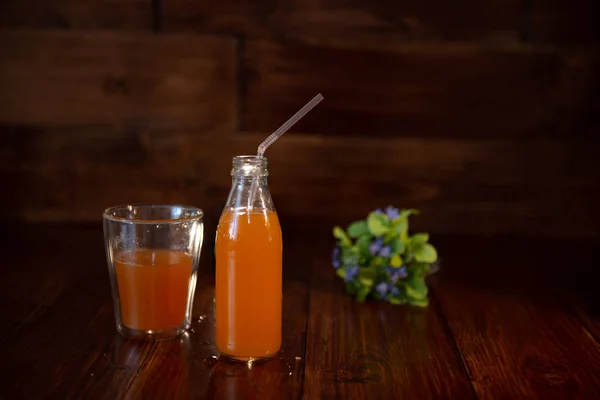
[
  {"xmin": 1, "ymin": 129, "xmax": 599, "ymax": 238},
  {"xmin": 0, "ymin": 226, "xmax": 104, "ymax": 304},
  {"xmin": 0, "ymin": 0, "xmax": 153, "ymax": 31},
  {"xmin": 532, "ymin": 0, "xmax": 600, "ymax": 45},
  {"xmin": 430, "ymin": 235, "xmax": 600, "ymax": 399},
  {"xmin": 302, "ymin": 250, "xmax": 475, "ymax": 398},
  {"xmin": 0, "ymin": 226, "xmax": 104, "ymax": 340},
  {"xmin": 0, "ymin": 297, "xmax": 43, "ymax": 341},
  {"xmin": 559, "ymin": 251, "xmax": 600, "ymax": 346},
  {"xmin": 0, "ymin": 296, "xmax": 155, "ymax": 399},
  {"xmin": 163, "ymin": 0, "xmax": 524, "ymax": 42},
  {"xmin": 0, "ymin": 127, "xmax": 233, "ymax": 234},
  {"xmin": 0, "ymin": 30, "xmax": 237, "ymax": 131},
  {"xmin": 124, "ymin": 236, "xmax": 309, "ymax": 399},
  {"xmin": 564, "ymin": 295, "xmax": 600, "ymax": 350},
  {"xmin": 242, "ymin": 40, "xmax": 600, "ymax": 138},
  {"xmin": 0, "ymin": 226, "xmax": 154, "ymax": 399}
]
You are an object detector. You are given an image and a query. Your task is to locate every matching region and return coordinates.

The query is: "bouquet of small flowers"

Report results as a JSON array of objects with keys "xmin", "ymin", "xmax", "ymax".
[{"xmin": 332, "ymin": 206, "xmax": 438, "ymax": 307}]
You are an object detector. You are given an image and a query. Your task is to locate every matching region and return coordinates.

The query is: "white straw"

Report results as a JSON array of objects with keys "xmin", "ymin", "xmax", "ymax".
[
  {"xmin": 247, "ymin": 93, "xmax": 324, "ymax": 212},
  {"xmin": 257, "ymin": 93, "xmax": 324, "ymax": 156}
]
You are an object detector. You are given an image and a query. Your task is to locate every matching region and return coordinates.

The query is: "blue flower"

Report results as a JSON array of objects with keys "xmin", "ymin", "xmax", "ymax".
[
  {"xmin": 385, "ymin": 206, "xmax": 400, "ymax": 220},
  {"xmin": 332, "ymin": 247, "xmax": 341, "ymax": 269},
  {"xmin": 389, "ymin": 285, "xmax": 400, "ymax": 298},
  {"xmin": 375, "ymin": 208, "xmax": 384, "ymax": 214},
  {"xmin": 389, "ymin": 265, "xmax": 408, "ymax": 283},
  {"xmin": 378, "ymin": 245, "xmax": 391, "ymax": 258},
  {"xmin": 375, "ymin": 282, "xmax": 388, "ymax": 297},
  {"xmin": 369, "ymin": 237, "xmax": 384, "ymax": 256},
  {"xmin": 345, "ymin": 265, "xmax": 359, "ymax": 282}
]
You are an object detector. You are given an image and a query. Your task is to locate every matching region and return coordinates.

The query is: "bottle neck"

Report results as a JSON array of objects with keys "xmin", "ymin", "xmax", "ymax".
[
  {"xmin": 231, "ymin": 175, "xmax": 268, "ymax": 184},
  {"xmin": 231, "ymin": 155, "xmax": 268, "ymax": 178},
  {"xmin": 225, "ymin": 156, "xmax": 274, "ymax": 212}
]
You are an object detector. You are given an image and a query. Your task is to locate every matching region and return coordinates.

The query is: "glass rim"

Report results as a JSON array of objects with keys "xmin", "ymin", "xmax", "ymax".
[{"xmin": 103, "ymin": 203, "xmax": 204, "ymax": 224}]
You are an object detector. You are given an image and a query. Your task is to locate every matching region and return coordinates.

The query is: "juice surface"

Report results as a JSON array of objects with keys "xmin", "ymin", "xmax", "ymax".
[
  {"xmin": 215, "ymin": 208, "xmax": 282, "ymax": 360},
  {"xmin": 114, "ymin": 249, "xmax": 192, "ymax": 331}
]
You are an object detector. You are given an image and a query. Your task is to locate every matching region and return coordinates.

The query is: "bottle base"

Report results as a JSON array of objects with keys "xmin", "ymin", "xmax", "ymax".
[{"xmin": 218, "ymin": 349, "xmax": 280, "ymax": 363}]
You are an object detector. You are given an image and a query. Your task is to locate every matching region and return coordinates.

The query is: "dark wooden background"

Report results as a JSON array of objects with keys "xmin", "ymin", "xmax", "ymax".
[{"xmin": 1, "ymin": 0, "xmax": 599, "ymax": 239}]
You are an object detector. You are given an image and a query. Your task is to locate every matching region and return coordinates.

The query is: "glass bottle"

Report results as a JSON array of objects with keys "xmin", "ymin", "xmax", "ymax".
[{"xmin": 215, "ymin": 155, "xmax": 283, "ymax": 361}]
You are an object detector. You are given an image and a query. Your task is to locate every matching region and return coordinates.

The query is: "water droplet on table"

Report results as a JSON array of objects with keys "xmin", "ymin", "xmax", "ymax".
[{"xmin": 203, "ymin": 355, "xmax": 219, "ymax": 367}]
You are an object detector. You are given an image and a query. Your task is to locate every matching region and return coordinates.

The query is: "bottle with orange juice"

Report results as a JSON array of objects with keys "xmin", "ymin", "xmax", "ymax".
[{"xmin": 215, "ymin": 155, "xmax": 283, "ymax": 361}]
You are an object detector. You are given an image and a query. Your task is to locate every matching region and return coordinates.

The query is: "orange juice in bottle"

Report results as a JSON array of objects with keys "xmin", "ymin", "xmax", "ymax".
[{"xmin": 215, "ymin": 155, "xmax": 282, "ymax": 361}]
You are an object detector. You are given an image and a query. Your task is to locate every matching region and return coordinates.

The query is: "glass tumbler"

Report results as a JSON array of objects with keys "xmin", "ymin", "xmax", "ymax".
[{"xmin": 103, "ymin": 204, "xmax": 204, "ymax": 340}]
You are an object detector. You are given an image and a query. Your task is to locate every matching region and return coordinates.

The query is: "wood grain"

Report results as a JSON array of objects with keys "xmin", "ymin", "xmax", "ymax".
[
  {"xmin": 0, "ymin": 0, "xmax": 153, "ymax": 30},
  {"xmin": 429, "ymin": 236, "xmax": 600, "ymax": 399},
  {"xmin": 1, "ymin": 129, "xmax": 599, "ymax": 238},
  {"xmin": 0, "ymin": 30, "xmax": 237, "ymax": 131},
  {"xmin": 124, "ymin": 235, "xmax": 310, "ymax": 399},
  {"xmin": 123, "ymin": 273, "xmax": 218, "ymax": 399},
  {"xmin": 0, "ymin": 226, "xmax": 103, "ymax": 304},
  {"xmin": 560, "ymin": 268, "xmax": 600, "ymax": 347},
  {"xmin": 242, "ymin": 40, "xmax": 600, "ymax": 139},
  {"xmin": 0, "ymin": 226, "xmax": 155, "ymax": 399},
  {"xmin": 2, "ymin": 226, "xmax": 600, "ymax": 398},
  {"xmin": 303, "ymin": 253, "xmax": 474, "ymax": 399},
  {"xmin": 163, "ymin": 0, "xmax": 524, "ymax": 42},
  {"xmin": 0, "ymin": 298, "xmax": 42, "ymax": 341}
]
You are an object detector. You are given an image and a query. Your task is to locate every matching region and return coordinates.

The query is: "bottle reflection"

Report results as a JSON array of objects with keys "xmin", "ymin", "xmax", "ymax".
[{"xmin": 205, "ymin": 356, "xmax": 286, "ymax": 400}]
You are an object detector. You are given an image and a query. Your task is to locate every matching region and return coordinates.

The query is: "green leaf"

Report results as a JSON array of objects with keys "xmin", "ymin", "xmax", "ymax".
[
  {"xmin": 391, "ymin": 218, "xmax": 408, "ymax": 236},
  {"xmin": 408, "ymin": 298, "xmax": 429, "ymax": 307},
  {"xmin": 340, "ymin": 245, "xmax": 358, "ymax": 266},
  {"xmin": 400, "ymin": 230, "xmax": 408, "ymax": 243},
  {"xmin": 400, "ymin": 208, "xmax": 419, "ymax": 219},
  {"xmin": 356, "ymin": 286, "xmax": 371, "ymax": 302},
  {"xmin": 367, "ymin": 212, "xmax": 389, "ymax": 236},
  {"xmin": 410, "ymin": 262, "xmax": 431, "ymax": 277},
  {"xmin": 347, "ymin": 221, "xmax": 369, "ymax": 238},
  {"xmin": 370, "ymin": 256, "xmax": 384, "ymax": 267},
  {"xmin": 358, "ymin": 268, "xmax": 376, "ymax": 287},
  {"xmin": 411, "ymin": 233, "xmax": 429, "ymax": 247},
  {"xmin": 345, "ymin": 281, "xmax": 360, "ymax": 296},
  {"xmin": 389, "ymin": 237, "xmax": 405, "ymax": 255},
  {"xmin": 384, "ymin": 230, "xmax": 397, "ymax": 243},
  {"xmin": 405, "ymin": 276, "xmax": 428, "ymax": 300},
  {"xmin": 414, "ymin": 243, "xmax": 438, "ymax": 263},
  {"xmin": 389, "ymin": 297, "xmax": 408, "ymax": 305},
  {"xmin": 333, "ymin": 226, "xmax": 352, "ymax": 246},
  {"xmin": 336, "ymin": 268, "xmax": 346, "ymax": 279},
  {"xmin": 355, "ymin": 235, "xmax": 372, "ymax": 257},
  {"xmin": 390, "ymin": 254, "xmax": 403, "ymax": 268}
]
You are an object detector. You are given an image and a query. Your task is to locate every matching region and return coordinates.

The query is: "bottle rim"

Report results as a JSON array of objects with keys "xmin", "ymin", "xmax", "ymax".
[{"xmin": 231, "ymin": 155, "xmax": 268, "ymax": 176}]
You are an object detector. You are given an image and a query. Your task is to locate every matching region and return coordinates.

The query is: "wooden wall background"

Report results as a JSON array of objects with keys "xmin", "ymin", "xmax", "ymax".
[{"xmin": 1, "ymin": 0, "xmax": 599, "ymax": 239}]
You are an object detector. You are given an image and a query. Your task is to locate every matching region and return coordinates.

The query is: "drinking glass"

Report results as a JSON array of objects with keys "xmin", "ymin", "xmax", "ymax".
[{"xmin": 103, "ymin": 204, "xmax": 204, "ymax": 340}]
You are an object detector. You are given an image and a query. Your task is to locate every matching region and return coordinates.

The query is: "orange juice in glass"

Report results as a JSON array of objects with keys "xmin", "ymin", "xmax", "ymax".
[
  {"xmin": 215, "ymin": 155, "xmax": 283, "ymax": 361},
  {"xmin": 103, "ymin": 204, "xmax": 204, "ymax": 340}
]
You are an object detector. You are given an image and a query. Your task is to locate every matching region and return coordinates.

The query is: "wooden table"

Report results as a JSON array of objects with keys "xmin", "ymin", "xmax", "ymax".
[{"xmin": 1, "ymin": 225, "xmax": 600, "ymax": 399}]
